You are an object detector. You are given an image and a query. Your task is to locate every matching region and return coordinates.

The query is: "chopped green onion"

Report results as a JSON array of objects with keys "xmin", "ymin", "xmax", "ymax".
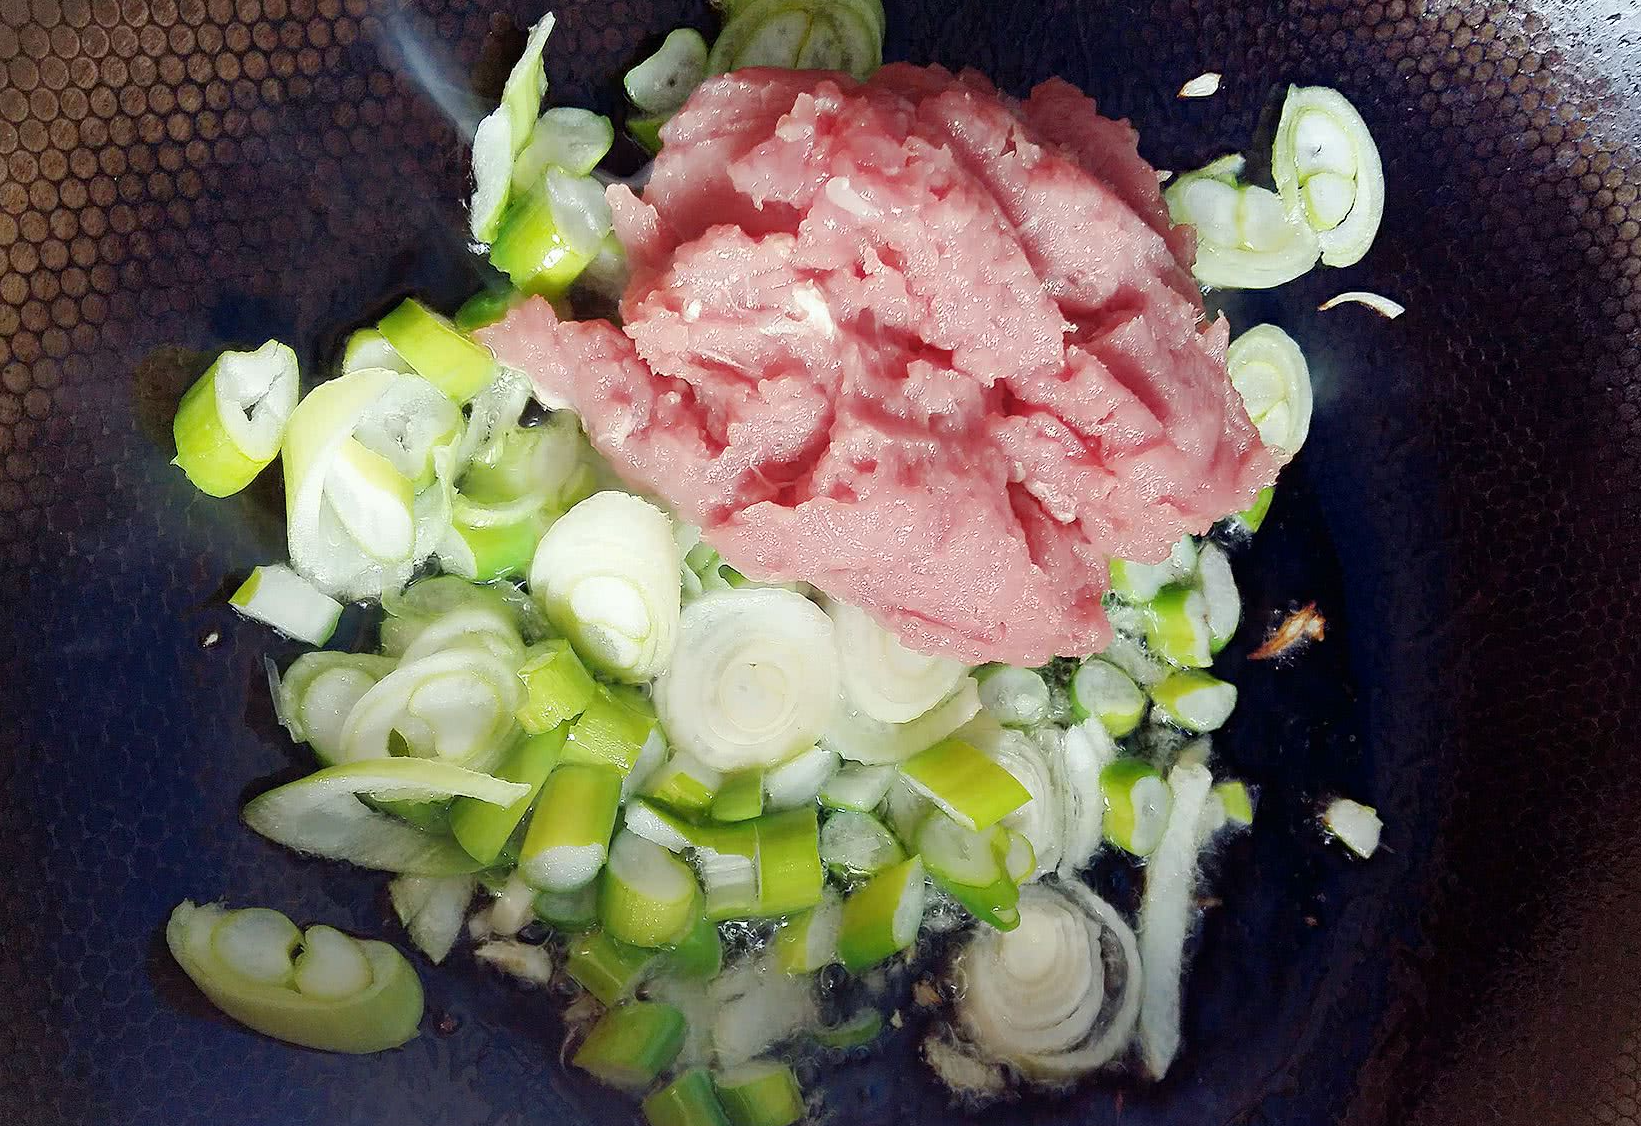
[
  {"xmin": 656, "ymin": 589, "xmax": 840, "ymax": 772},
  {"xmin": 600, "ymin": 830, "xmax": 701, "ymax": 948},
  {"xmin": 712, "ymin": 770, "xmax": 766, "ymax": 823},
  {"xmin": 914, "ymin": 813, "xmax": 1004, "ymax": 888},
  {"xmin": 714, "ymin": 1061, "xmax": 804, "ymax": 1126},
  {"xmin": 546, "ymin": 168, "xmax": 615, "ymax": 260},
  {"xmin": 1164, "ymin": 154, "xmax": 1321, "ymax": 289},
  {"xmin": 974, "ymin": 665, "xmax": 1051, "ymax": 729},
  {"xmin": 339, "ymin": 647, "xmax": 523, "ymax": 770},
  {"xmin": 273, "ymin": 652, "xmax": 397, "ymax": 764},
  {"xmin": 1144, "ymin": 584, "xmax": 1214, "ymax": 668},
  {"xmin": 1055, "ymin": 719, "xmax": 1119, "ymax": 875},
  {"xmin": 754, "ymin": 807, "xmax": 824, "ymax": 917},
  {"xmin": 624, "ymin": 797, "xmax": 707, "ymax": 854},
  {"xmin": 564, "ymin": 686, "xmax": 659, "ymax": 776},
  {"xmin": 667, "ymin": 913, "xmax": 724, "ymax": 980},
  {"xmin": 707, "ymin": 0, "xmax": 883, "ymax": 79},
  {"xmin": 566, "ymin": 928, "xmax": 656, "ymax": 1004},
  {"xmin": 1322, "ymin": 797, "xmax": 1382, "ymax": 858},
  {"xmin": 243, "ymin": 759, "xmax": 528, "ymax": 875},
  {"xmin": 627, "ymin": 112, "xmax": 667, "ymax": 154},
  {"xmin": 1227, "ymin": 323, "xmax": 1312, "ymax": 463},
  {"xmin": 167, "ymin": 901, "xmax": 423, "ymax": 1053},
  {"xmin": 530, "ymin": 491, "xmax": 680, "ymax": 683},
  {"xmin": 1195, "ymin": 542, "xmax": 1242, "ymax": 653},
  {"xmin": 642, "ymin": 756, "xmax": 724, "ymax": 818},
  {"xmin": 1149, "ymin": 670, "xmax": 1238, "ymax": 733},
  {"xmin": 1234, "ymin": 485, "xmax": 1276, "ymax": 534},
  {"xmin": 644, "ymin": 1068, "xmax": 732, "ymax": 1126},
  {"xmin": 1101, "ymin": 759, "xmax": 1173, "ymax": 857},
  {"xmin": 825, "ymin": 598, "xmax": 967, "ymax": 724},
  {"xmin": 453, "ymin": 287, "xmax": 524, "ymax": 333},
  {"xmin": 1272, "ymin": 85, "xmax": 1384, "ymax": 268},
  {"xmin": 821, "ymin": 677, "xmax": 981, "ymax": 766},
  {"xmin": 342, "ymin": 327, "xmax": 411, "ymax": 375},
  {"xmin": 439, "ymin": 511, "xmax": 547, "ymax": 583},
  {"xmin": 515, "ymin": 639, "xmax": 597, "ymax": 735},
  {"xmin": 349, "ymin": 370, "xmax": 463, "ymax": 490},
  {"xmin": 818, "ymin": 810, "xmax": 905, "ymax": 878},
  {"xmin": 469, "ymin": 107, "xmax": 513, "ymax": 243},
  {"xmin": 520, "ymin": 763, "xmax": 623, "ymax": 891},
  {"xmin": 1108, "ymin": 537, "xmax": 1198, "ymax": 603},
  {"xmin": 376, "ymin": 298, "xmax": 498, "ymax": 406},
  {"xmin": 502, "ymin": 12, "xmax": 556, "ymax": 153},
  {"xmin": 450, "ymin": 726, "xmax": 565, "ymax": 865},
  {"xmin": 898, "ymin": 738, "xmax": 1031, "ymax": 832},
  {"xmin": 773, "ymin": 888, "xmax": 841, "ymax": 974},
  {"xmin": 1000, "ymin": 829, "xmax": 1036, "ymax": 884},
  {"xmin": 811, "ymin": 1008, "xmax": 882, "ymax": 1049},
  {"xmin": 819, "ymin": 763, "xmax": 895, "ymax": 813},
  {"xmin": 172, "ymin": 340, "xmax": 299, "ymax": 498},
  {"xmin": 488, "ymin": 182, "xmax": 597, "ymax": 296},
  {"xmin": 965, "ymin": 724, "xmax": 1059, "ymax": 878},
  {"xmin": 572, "ymin": 1001, "xmax": 687, "ymax": 1091},
  {"xmin": 938, "ymin": 874, "xmax": 1021, "ymax": 933},
  {"xmin": 1068, "ymin": 657, "xmax": 1148, "ymax": 737},
  {"xmin": 696, "ymin": 822, "xmax": 759, "ymax": 921},
  {"xmin": 1138, "ymin": 762, "xmax": 1213, "ymax": 1078},
  {"xmin": 763, "ymin": 746, "xmax": 839, "ymax": 811},
  {"xmin": 1212, "ymin": 780, "xmax": 1255, "ymax": 827},
  {"xmin": 511, "ymin": 107, "xmax": 616, "ymax": 191},
  {"xmin": 535, "ymin": 882, "xmax": 599, "ymax": 932},
  {"xmin": 388, "ymin": 873, "xmax": 475, "ymax": 964},
  {"xmin": 625, "ymin": 28, "xmax": 709, "ymax": 115},
  {"xmin": 837, "ymin": 856, "xmax": 926, "ymax": 972},
  {"xmin": 230, "ymin": 564, "xmax": 343, "ymax": 646}
]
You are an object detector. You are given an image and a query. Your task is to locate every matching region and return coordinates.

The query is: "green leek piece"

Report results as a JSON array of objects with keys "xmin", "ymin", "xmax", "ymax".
[
  {"xmin": 818, "ymin": 763, "xmax": 895, "ymax": 813},
  {"xmin": 643, "ymin": 753, "xmax": 723, "ymax": 816},
  {"xmin": 624, "ymin": 797, "xmax": 709, "ymax": 854},
  {"xmin": 773, "ymin": 888, "xmax": 840, "ymax": 974},
  {"xmin": 712, "ymin": 771, "xmax": 766, "ymax": 823},
  {"xmin": 811, "ymin": 1008, "xmax": 882, "ymax": 1049},
  {"xmin": 572, "ymin": 1001, "xmax": 687, "ymax": 1091},
  {"xmin": 698, "ymin": 822, "xmax": 760, "ymax": 921},
  {"xmin": 564, "ymin": 686, "xmax": 659, "ymax": 775},
  {"xmin": 937, "ymin": 873, "xmax": 1021, "ymax": 933},
  {"xmin": 512, "ymin": 107, "xmax": 617, "ymax": 192},
  {"xmin": 274, "ymin": 652, "xmax": 398, "ymax": 765},
  {"xmin": 625, "ymin": 28, "xmax": 709, "ymax": 115},
  {"xmin": 1164, "ymin": 153, "xmax": 1321, "ymax": 289},
  {"xmin": 489, "ymin": 182, "xmax": 597, "ymax": 297},
  {"xmin": 166, "ymin": 901, "xmax": 422, "ymax": 1053},
  {"xmin": 453, "ymin": 287, "xmax": 524, "ymax": 333},
  {"xmin": 1195, "ymin": 541, "xmax": 1242, "ymax": 654},
  {"xmin": 1101, "ymin": 759, "xmax": 1173, "ymax": 857},
  {"xmin": 1144, "ymin": 585, "xmax": 1214, "ymax": 669},
  {"xmin": 341, "ymin": 327, "xmax": 411, "ymax": 375},
  {"xmin": 600, "ymin": 830, "xmax": 701, "ymax": 948},
  {"xmin": 754, "ymin": 807, "xmax": 824, "ymax": 918},
  {"xmin": 242, "ymin": 759, "xmax": 528, "ymax": 875},
  {"xmin": 520, "ymin": 763, "xmax": 623, "ymax": 891},
  {"xmin": 535, "ymin": 883, "xmax": 600, "ymax": 932},
  {"xmin": 837, "ymin": 856, "xmax": 926, "ymax": 972},
  {"xmin": 763, "ymin": 747, "xmax": 839, "ymax": 812},
  {"xmin": 667, "ymin": 914, "xmax": 724, "ymax": 980},
  {"xmin": 1069, "ymin": 658, "xmax": 1148, "ymax": 738},
  {"xmin": 1108, "ymin": 537, "xmax": 1198, "ymax": 604},
  {"xmin": 325, "ymin": 437, "xmax": 416, "ymax": 565},
  {"xmin": 230, "ymin": 564, "xmax": 343, "ymax": 646},
  {"xmin": 1272, "ymin": 85, "xmax": 1384, "ymax": 268},
  {"xmin": 628, "ymin": 113, "xmax": 667, "ymax": 154},
  {"xmin": 503, "ymin": 11, "xmax": 556, "ymax": 151},
  {"xmin": 388, "ymin": 873, "xmax": 475, "ymax": 963},
  {"xmin": 974, "ymin": 665, "xmax": 1051, "ymax": 729},
  {"xmin": 1000, "ymin": 829, "xmax": 1036, "ymax": 884},
  {"xmin": 707, "ymin": 0, "xmax": 883, "ymax": 79},
  {"xmin": 516, "ymin": 640, "xmax": 598, "ymax": 735},
  {"xmin": 565, "ymin": 928, "xmax": 656, "ymax": 1004},
  {"xmin": 1322, "ymin": 797, "xmax": 1382, "ymax": 858},
  {"xmin": 1234, "ymin": 485, "xmax": 1276, "ymax": 534},
  {"xmin": 898, "ymin": 738, "xmax": 1031, "ymax": 832},
  {"xmin": 441, "ymin": 512, "xmax": 548, "ymax": 583},
  {"xmin": 818, "ymin": 810, "xmax": 904, "ymax": 878},
  {"xmin": 1213, "ymin": 781, "xmax": 1255, "ymax": 826},
  {"xmin": 714, "ymin": 1060, "xmax": 804, "ymax": 1126},
  {"xmin": 172, "ymin": 341, "xmax": 299, "ymax": 497},
  {"xmin": 913, "ymin": 813, "xmax": 1005, "ymax": 889},
  {"xmin": 1149, "ymin": 670, "xmax": 1238, "ymax": 733},
  {"xmin": 1227, "ymin": 324, "xmax": 1313, "ymax": 463},
  {"xmin": 645, "ymin": 1068, "xmax": 732, "ymax": 1126},
  {"xmin": 376, "ymin": 298, "xmax": 498, "ymax": 405},
  {"xmin": 449, "ymin": 726, "xmax": 566, "ymax": 865}
]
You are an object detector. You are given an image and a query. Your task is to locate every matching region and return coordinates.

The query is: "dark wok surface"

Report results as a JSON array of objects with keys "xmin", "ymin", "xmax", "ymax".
[{"xmin": 3, "ymin": 1, "xmax": 1641, "ymax": 1123}]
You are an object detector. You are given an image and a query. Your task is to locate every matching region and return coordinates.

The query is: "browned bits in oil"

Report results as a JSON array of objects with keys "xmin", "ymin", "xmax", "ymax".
[{"xmin": 1248, "ymin": 602, "xmax": 1327, "ymax": 661}]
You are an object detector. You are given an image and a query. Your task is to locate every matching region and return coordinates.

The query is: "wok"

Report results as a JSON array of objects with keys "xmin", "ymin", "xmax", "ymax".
[{"xmin": 2, "ymin": 0, "xmax": 1638, "ymax": 1123}]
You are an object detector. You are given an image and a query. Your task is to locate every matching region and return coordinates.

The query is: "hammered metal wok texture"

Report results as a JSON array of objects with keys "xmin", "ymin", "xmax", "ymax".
[{"xmin": 2, "ymin": 1, "xmax": 1640, "ymax": 1124}]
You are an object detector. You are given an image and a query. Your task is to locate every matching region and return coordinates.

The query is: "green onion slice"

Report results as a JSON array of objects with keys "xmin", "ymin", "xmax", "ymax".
[
  {"xmin": 818, "ymin": 762, "xmax": 895, "ymax": 813},
  {"xmin": 449, "ymin": 726, "xmax": 565, "ymax": 865},
  {"xmin": 1101, "ymin": 758, "xmax": 1173, "ymax": 857},
  {"xmin": 1069, "ymin": 658, "xmax": 1148, "ymax": 738},
  {"xmin": 273, "ymin": 652, "xmax": 398, "ymax": 764},
  {"xmin": 1227, "ymin": 323, "xmax": 1312, "ymax": 463},
  {"xmin": 820, "ymin": 676, "xmax": 981, "ymax": 766},
  {"xmin": 899, "ymin": 737, "xmax": 1031, "ymax": 832},
  {"xmin": 1322, "ymin": 797, "xmax": 1382, "ymax": 858},
  {"xmin": 600, "ymin": 830, "xmax": 702, "ymax": 948},
  {"xmin": 836, "ymin": 856, "xmax": 925, "ymax": 972},
  {"xmin": 713, "ymin": 1060, "xmax": 804, "ymax": 1126},
  {"xmin": 566, "ymin": 928, "xmax": 656, "ymax": 1004},
  {"xmin": 172, "ymin": 340, "xmax": 299, "ymax": 498},
  {"xmin": 644, "ymin": 1068, "xmax": 732, "ymax": 1126},
  {"xmin": 1149, "ymin": 670, "xmax": 1238, "ymax": 734},
  {"xmin": 772, "ymin": 888, "xmax": 841, "ymax": 974},
  {"xmin": 572, "ymin": 1001, "xmax": 687, "ymax": 1091},
  {"xmin": 819, "ymin": 810, "xmax": 905, "ymax": 878},
  {"xmin": 230, "ymin": 564, "xmax": 343, "ymax": 646},
  {"xmin": 520, "ymin": 762, "xmax": 623, "ymax": 891},
  {"xmin": 1272, "ymin": 85, "xmax": 1384, "ymax": 267},
  {"xmin": 763, "ymin": 746, "xmax": 840, "ymax": 811},
  {"xmin": 1137, "ymin": 761, "xmax": 1213, "ymax": 1079},
  {"xmin": 388, "ymin": 873, "xmax": 475, "ymax": 964},
  {"xmin": 825, "ymin": 598, "xmax": 966, "ymax": 724},
  {"xmin": 512, "ymin": 107, "xmax": 616, "ymax": 192},
  {"xmin": 1165, "ymin": 154, "xmax": 1320, "ymax": 289},
  {"xmin": 625, "ymin": 28, "xmax": 709, "ymax": 115}
]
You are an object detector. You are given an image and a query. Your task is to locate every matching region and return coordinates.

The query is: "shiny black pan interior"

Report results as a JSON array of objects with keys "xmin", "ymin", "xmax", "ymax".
[{"xmin": 2, "ymin": 1, "xmax": 1640, "ymax": 1123}]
